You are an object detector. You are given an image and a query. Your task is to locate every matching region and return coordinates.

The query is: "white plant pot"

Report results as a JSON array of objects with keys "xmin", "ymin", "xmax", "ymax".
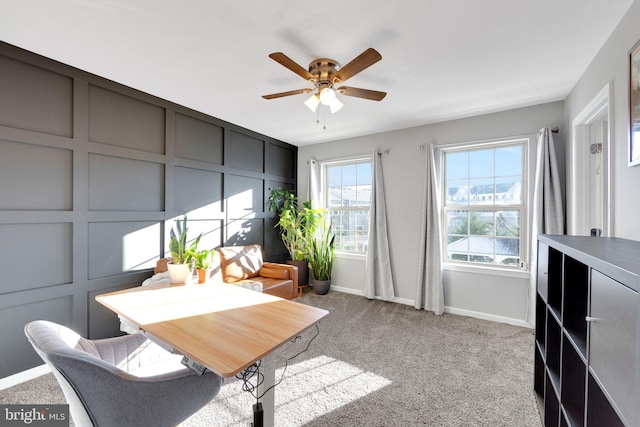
[{"xmin": 167, "ymin": 263, "xmax": 193, "ymax": 284}]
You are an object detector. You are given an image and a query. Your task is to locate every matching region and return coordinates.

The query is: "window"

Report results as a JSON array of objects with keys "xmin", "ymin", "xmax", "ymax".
[
  {"xmin": 322, "ymin": 158, "xmax": 372, "ymax": 254},
  {"xmin": 443, "ymin": 140, "xmax": 526, "ymax": 268}
]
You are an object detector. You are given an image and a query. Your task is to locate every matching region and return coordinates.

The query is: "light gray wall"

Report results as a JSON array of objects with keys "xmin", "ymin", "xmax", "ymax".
[
  {"xmin": 565, "ymin": 0, "xmax": 640, "ymax": 239},
  {"xmin": 0, "ymin": 42, "xmax": 295, "ymax": 378},
  {"xmin": 299, "ymin": 101, "xmax": 564, "ymax": 325}
]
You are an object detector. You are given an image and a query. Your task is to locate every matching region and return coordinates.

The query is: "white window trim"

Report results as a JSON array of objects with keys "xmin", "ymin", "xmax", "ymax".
[
  {"xmin": 320, "ymin": 155, "xmax": 373, "ymax": 257},
  {"xmin": 440, "ymin": 136, "xmax": 532, "ymax": 272}
]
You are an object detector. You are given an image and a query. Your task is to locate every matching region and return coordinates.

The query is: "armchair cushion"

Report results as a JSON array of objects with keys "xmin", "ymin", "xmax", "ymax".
[{"xmin": 218, "ymin": 245, "xmax": 263, "ymax": 282}]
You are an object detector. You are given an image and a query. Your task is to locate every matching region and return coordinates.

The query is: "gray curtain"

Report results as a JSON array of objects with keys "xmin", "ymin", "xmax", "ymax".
[
  {"xmin": 365, "ymin": 151, "xmax": 395, "ymax": 300},
  {"xmin": 307, "ymin": 158, "xmax": 321, "ymax": 209},
  {"xmin": 415, "ymin": 144, "xmax": 444, "ymax": 314},
  {"xmin": 528, "ymin": 127, "xmax": 564, "ymax": 324}
]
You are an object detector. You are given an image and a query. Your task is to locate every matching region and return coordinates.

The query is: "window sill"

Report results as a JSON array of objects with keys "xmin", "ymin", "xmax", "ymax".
[
  {"xmin": 443, "ymin": 262, "xmax": 530, "ymax": 279},
  {"xmin": 335, "ymin": 252, "xmax": 366, "ymax": 261}
]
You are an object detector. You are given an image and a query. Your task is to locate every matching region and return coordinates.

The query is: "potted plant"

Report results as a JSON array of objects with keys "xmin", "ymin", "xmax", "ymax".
[
  {"xmin": 308, "ymin": 221, "xmax": 335, "ymax": 295},
  {"xmin": 268, "ymin": 187, "xmax": 323, "ymax": 288},
  {"xmin": 189, "ymin": 249, "xmax": 215, "ymax": 284},
  {"xmin": 167, "ymin": 216, "xmax": 201, "ymax": 284}
]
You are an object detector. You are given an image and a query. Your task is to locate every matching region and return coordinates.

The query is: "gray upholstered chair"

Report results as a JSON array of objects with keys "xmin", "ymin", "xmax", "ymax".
[{"xmin": 25, "ymin": 320, "xmax": 223, "ymax": 427}]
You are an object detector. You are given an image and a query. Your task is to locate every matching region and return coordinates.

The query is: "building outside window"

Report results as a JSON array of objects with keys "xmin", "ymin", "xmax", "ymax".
[
  {"xmin": 322, "ymin": 157, "xmax": 372, "ymax": 255},
  {"xmin": 442, "ymin": 139, "xmax": 527, "ymax": 268}
]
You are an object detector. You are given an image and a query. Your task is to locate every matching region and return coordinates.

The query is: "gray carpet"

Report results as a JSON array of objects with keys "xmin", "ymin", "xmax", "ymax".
[{"xmin": 1, "ymin": 291, "xmax": 542, "ymax": 426}]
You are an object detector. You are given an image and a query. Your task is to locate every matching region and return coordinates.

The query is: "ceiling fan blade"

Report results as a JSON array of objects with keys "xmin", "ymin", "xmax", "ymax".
[
  {"xmin": 337, "ymin": 86, "xmax": 386, "ymax": 101},
  {"xmin": 262, "ymin": 88, "xmax": 312, "ymax": 99},
  {"xmin": 268, "ymin": 52, "xmax": 315, "ymax": 81},
  {"xmin": 333, "ymin": 48, "xmax": 382, "ymax": 83}
]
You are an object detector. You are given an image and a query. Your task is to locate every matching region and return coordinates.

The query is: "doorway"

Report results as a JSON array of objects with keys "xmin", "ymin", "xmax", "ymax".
[{"xmin": 569, "ymin": 84, "xmax": 612, "ymax": 236}]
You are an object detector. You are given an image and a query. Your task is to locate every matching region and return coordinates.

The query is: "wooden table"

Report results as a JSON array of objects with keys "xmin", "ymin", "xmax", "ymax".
[{"xmin": 96, "ymin": 281, "xmax": 329, "ymax": 426}]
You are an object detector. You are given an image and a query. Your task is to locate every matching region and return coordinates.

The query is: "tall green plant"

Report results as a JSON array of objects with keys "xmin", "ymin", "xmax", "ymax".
[
  {"xmin": 269, "ymin": 187, "xmax": 323, "ymax": 261},
  {"xmin": 169, "ymin": 216, "xmax": 201, "ymax": 264},
  {"xmin": 308, "ymin": 222, "xmax": 335, "ymax": 281}
]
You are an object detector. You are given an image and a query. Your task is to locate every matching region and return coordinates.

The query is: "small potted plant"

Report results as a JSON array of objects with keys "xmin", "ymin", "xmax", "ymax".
[
  {"xmin": 308, "ymin": 221, "xmax": 335, "ymax": 295},
  {"xmin": 167, "ymin": 216, "xmax": 201, "ymax": 284},
  {"xmin": 189, "ymin": 249, "xmax": 215, "ymax": 284}
]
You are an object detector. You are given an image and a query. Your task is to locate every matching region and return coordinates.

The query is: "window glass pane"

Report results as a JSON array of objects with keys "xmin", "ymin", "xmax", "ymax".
[
  {"xmin": 446, "ymin": 152, "xmax": 468, "ymax": 180},
  {"xmin": 342, "ymin": 164, "xmax": 357, "ymax": 186},
  {"xmin": 447, "ymin": 210, "xmax": 468, "ymax": 236},
  {"xmin": 354, "ymin": 185, "xmax": 370, "ymax": 207},
  {"xmin": 496, "ymin": 237, "xmax": 520, "ymax": 264},
  {"xmin": 331, "ymin": 209, "xmax": 369, "ymax": 253},
  {"xmin": 327, "ymin": 166, "xmax": 342, "ymax": 188},
  {"xmin": 495, "ymin": 210, "xmax": 520, "ymax": 237},
  {"xmin": 469, "ymin": 178, "xmax": 493, "ymax": 205},
  {"xmin": 356, "ymin": 162, "xmax": 371, "ymax": 186},
  {"xmin": 470, "ymin": 149, "xmax": 494, "ymax": 178},
  {"xmin": 495, "ymin": 177, "xmax": 521, "ymax": 205},
  {"xmin": 446, "ymin": 179, "xmax": 468, "ymax": 206},
  {"xmin": 328, "ymin": 186, "xmax": 342, "ymax": 207},
  {"xmin": 467, "ymin": 236, "xmax": 494, "ymax": 261},
  {"xmin": 470, "ymin": 210, "xmax": 494, "ymax": 237},
  {"xmin": 495, "ymin": 146, "xmax": 522, "ymax": 177},
  {"xmin": 447, "ymin": 234, "xmax": 468, "ymax": 262}
]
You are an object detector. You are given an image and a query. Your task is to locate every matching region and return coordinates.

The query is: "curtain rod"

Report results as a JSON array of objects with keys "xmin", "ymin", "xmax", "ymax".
[
  {"xmin": 377, "ymin": 149, "xmax": 390, "ymax": 155},
  {"xmin": 421, "ymin": 127, "xmax": 559, "ymax": 151}
]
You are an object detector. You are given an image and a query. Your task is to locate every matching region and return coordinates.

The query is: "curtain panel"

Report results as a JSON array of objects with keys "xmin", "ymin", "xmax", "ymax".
[
  {"xmin": 365, "ymin": 150, "xmax": 395, "ymax": 300},
  {"xmin": 528, "ymin": 127, "xmax": 564, "ymax": 324},
  {"xmin": 415, "ymin": 144, "xmax": 444, "ymax": 314}
]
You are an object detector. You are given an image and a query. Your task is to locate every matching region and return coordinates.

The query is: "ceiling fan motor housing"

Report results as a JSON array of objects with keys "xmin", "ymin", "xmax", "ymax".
[{"xmin": 308, "ymin": 58, "xmax": 340, "ymax": 86}]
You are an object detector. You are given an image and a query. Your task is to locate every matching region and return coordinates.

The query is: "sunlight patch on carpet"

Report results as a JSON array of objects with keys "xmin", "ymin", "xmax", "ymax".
[{"xmin": 187, "ymin": 355, "xmax": 391, "ymax": 426}]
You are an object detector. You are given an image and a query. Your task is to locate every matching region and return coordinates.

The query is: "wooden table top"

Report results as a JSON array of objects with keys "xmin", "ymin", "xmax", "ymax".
[{"xmin": 96, "ymin": 282, "xmax": 329, "ymax": 377}]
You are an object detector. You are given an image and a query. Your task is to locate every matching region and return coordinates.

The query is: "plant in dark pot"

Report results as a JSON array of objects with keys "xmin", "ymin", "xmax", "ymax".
[
  {"xmin": 308, "ymin": 221, "xmax": 335, "ymax": 295},
  {"xmin": 167, "ymin": 216, "xmax": 201, "ymax": 284},
  {"xmin": 268, "ymin": 187, "xmax": 323, "ymax": 289}
]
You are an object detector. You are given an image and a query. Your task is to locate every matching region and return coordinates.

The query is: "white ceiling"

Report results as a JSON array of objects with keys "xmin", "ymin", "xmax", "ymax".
[{"xmin": 0, "ymin": 0, "xmax": 634, "ymax": 146}]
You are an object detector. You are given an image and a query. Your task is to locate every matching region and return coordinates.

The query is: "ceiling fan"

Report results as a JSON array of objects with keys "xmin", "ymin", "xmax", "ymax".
[{"xmin": 262, "ymin": 48, "xmax": 386, "ymax": 114}]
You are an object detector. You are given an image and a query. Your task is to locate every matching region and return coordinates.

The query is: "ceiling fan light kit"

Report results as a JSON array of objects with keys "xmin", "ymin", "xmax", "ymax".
[{"xmin": 263, "ymin": 48, "xmax": 386, "ymax": 115}]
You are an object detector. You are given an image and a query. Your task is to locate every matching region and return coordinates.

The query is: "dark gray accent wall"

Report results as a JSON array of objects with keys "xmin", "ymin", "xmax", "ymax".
[{"xmin": 0, "ymin": 42, "xmax": 296, "ymax": 378}]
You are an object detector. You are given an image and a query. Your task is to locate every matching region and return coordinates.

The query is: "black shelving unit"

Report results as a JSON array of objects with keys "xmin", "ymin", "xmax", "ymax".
[
  {"xmin": 534, "ymin": 235, "xmax": 639, "ymax": 427},
  {"xmin": 562, "ymin": 256, "xmax": 588, "ymax": 356},
  {"xmin": 561, "ymin": 335, "xmax": 585, "ymax": 427},
  {"xmin": 547, "ymin": 247, "xmax": 563, "ymax": 320}
]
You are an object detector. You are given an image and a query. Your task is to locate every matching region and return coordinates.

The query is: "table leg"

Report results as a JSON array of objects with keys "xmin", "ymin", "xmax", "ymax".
[{"xmin": 257, "ymin": 352, "xmax": 275, "ymax": 427}]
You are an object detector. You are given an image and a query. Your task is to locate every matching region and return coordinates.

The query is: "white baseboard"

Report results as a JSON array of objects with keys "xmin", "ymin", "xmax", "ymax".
[
  {"xmin": 0, "ymin": 364, "xmax": 50, "ymax": 390},
  {"xmin": 328, "ymin": 285, "xmax": 533, "ymax": 328},
  {"xmin": 444, "ymin": 306, "xmax": 533, "ymax": 329},
  {"xmin": 329, "ymin": 285, "xmax": 414, "ymax": 306}
]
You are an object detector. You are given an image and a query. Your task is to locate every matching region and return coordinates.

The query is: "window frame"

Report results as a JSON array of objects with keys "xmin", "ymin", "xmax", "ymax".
[
  {"xmin": 320, "ymin": 155, "xmax": 373, "ymax": 258},
  {"xmin": 440, "ymin": 137, "xmax": 530, "ymax": 272}
]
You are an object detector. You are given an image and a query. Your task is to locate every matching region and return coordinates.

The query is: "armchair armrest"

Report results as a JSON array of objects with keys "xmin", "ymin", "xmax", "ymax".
[{"xmin": 261, "ymin": 262, "xmax": 299, "ymax": 297}]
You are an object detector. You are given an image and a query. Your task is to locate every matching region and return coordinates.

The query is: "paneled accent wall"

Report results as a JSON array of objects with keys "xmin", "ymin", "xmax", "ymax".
[{"xmin": 0, "ymin": 42, "xmax": 296, "ymax": 378}]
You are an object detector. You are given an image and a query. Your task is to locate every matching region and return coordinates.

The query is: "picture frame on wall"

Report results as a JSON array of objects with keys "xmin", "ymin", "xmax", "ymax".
[{"xmin": 629, "ymin": 40, "xmax": 640, "ymax": 166}]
